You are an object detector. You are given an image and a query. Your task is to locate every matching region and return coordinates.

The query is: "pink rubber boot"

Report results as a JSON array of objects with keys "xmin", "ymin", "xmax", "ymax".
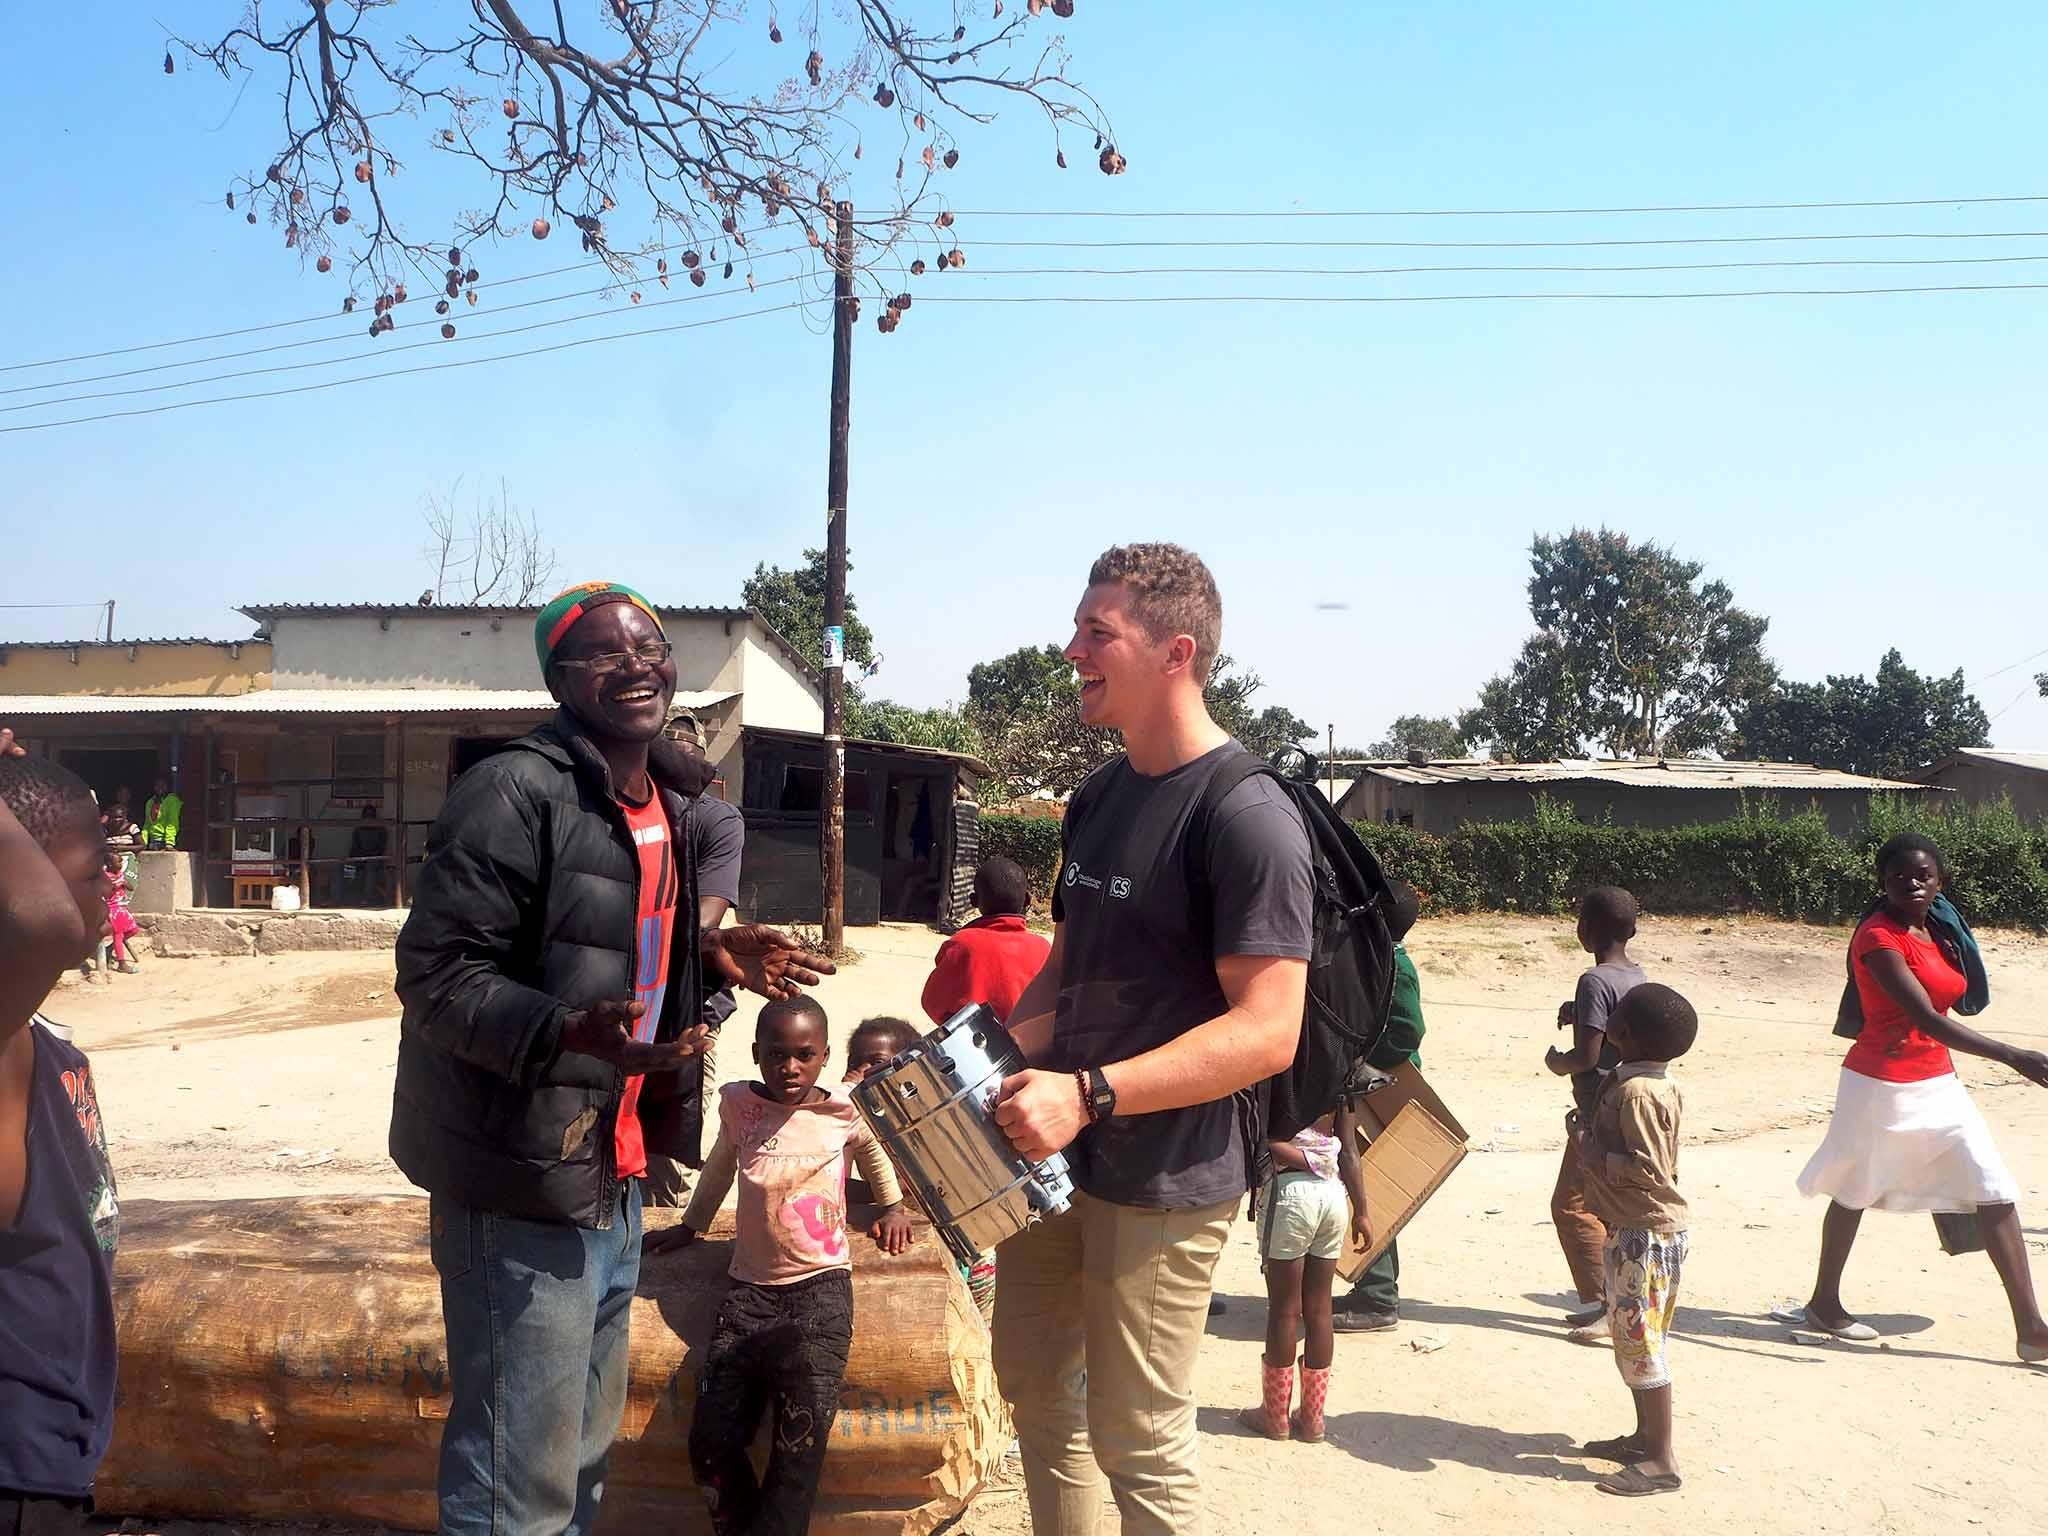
[
  {"xmin": 1293, "ymin": 1359, "xmax": 1330, "ymax": 1443},
  {"xmin": 1238, "ymin": 1359, "xmax": 1293, "ymax": 1440}
]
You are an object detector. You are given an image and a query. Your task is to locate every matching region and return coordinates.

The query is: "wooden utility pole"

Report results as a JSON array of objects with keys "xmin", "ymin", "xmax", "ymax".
[{"xmin": 820, "ymin": 201, "xmax": 855, "ymax": 953}]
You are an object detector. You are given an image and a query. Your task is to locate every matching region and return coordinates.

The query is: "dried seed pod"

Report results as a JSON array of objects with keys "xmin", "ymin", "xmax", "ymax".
[
  {"xmin": 658, "ymin": 258, "xmax": 668, "ymax": 273},
  {"xmin": 875, "ymin": 84, "xmax": 894, "ymax": 108},
  {"xmin": 317, "ymin": 255, "xmax": 333, "ymax": 274},
  {"xmin": 690, "ymin": 269, "xmax": 706, "ymax": 287},
  {"xmin": 947, "ymin": 248, "xmax": 965, "ymax": 268},
  {"xmin": 436, "ymin": 299, "xmax": 450, "ymax": 315},
  {"xmin": 467, "ymin": 290, "xmax": 478, "ymax": 306},
  {"xmin": 630, "ymin": 292, "xmax": 642, "ymax": 304},
  {"xmin": 936, "ymin": 210, "xmax": 955, "ymax": 229},
  {"xmin": 343, "ymin": 296, "xmax": 356, "ymax": 313},
  {"xmin": 531, "ymin": 217, "xmax": 551, "ymax": 238},
  {"xmin": 943, "ymin": 149, "xmax": 959, "ymax": 169},
  {"xmin": 333, "ymin": 206, "xmax": 352, "ymax": 224},
  {"xmin": 441, "ymin": 323, "xmax": 456, "ymax": 339},
  {"xmin": 893, "ymin": 293, "xmax": 912, "ymax": 311},
  {"xmin": 502, "ymin": 99, "xmax": 519, "ymax": 118},
  {"xmin": 910, "ymin": 258, "xmax": 926, "ymax": 276},
  {"xmin": 464, "ymin": 268, "xmax": 478, "ymax": 283},
  {"xmin": 267, "ymin": 164, "xmax": 283, "ymax": 183},
  {"xmin": 446, "ymin": 278, "xmax": 461, "ymax": 299},
  {"xmin": 723, "ymin": 261, "xmax": 734, "ymax": 279},
  {"xmin": 1056, "ymin": 149, "xmax": 1068, "ymax": 169},
  {"xmin": 448, "ymin": 247, "xmax": 463, "ymax": 266},
  {"xmin": 394, "ymin": 284, "xmax": 408, "ymax": 303},
  {"xmin": 682, "ymin": 250, "xmax": 700, "ymax": 268},
  {"xmin": 954, "ymin": 25, "xmax": 966, "ymax": 41},
  {"xmin": 226, "ymin": 191, "xmax": 235, "ymax": 210},
  {"xmin": 769, "ymin": 20, "xmax": 782, "ymax": 43},
  {"xmin": 246, "ymin": 210, "xmax": 257, "ymax": 225},
  {"xmin": 806, "ymin": 50, "xmax": 822, "ymax": 86},
  {"xmin": 1053, "ymin": 0, "xmax": 1075, "ymax": 15},
  {"xmin": 355, "ymin": 162, "xmax": 372, "ymax": 184},
  {"xmin": 1098, "ymin": 145, "xmax": 1127, "ymax": 175},
  {"xmin": 165, "ymin": 50, "xmax": 175, "ymax": 75}
]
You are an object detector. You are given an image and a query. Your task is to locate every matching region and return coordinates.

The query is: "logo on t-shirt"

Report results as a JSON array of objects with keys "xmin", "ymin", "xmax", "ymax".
[
  {"xmin": 1064, "ymin": 861, "xmax": 1104, "ymax": 893},
  {"xmin": 1109, "ymin": 875, "xmax": 1133, "ymax": 900}
]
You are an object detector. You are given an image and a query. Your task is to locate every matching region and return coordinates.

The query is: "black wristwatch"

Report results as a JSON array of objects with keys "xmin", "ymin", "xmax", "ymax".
[{"xmin": 1079, "ymin": 1065, "xmax": 1117, "ymax": 1124}]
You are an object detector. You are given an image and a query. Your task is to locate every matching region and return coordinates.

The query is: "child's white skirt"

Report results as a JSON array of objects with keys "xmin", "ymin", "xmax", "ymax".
[{"xmin": 1797, "ymin": 1067, "xmax": 2020, "ymax": 1213}]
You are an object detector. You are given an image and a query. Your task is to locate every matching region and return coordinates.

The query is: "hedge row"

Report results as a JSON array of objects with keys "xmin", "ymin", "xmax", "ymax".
[{"xmin": 983, "ymin": 795, "xmax": 2048, "ymax": 929}]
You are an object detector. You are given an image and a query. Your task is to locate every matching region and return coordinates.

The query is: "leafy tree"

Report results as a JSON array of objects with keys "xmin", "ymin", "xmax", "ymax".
[
  {"xmin": 742, "ymin": 548, "xmax": 876, "ymax": 673},
  {"xmin": 1365, "ymin": 714, "xmax": 1469, "ymax": 760},
  {"xmin": 177, "ymin": 2, "xmax": 1117, "ymax": 315},
  {"xmin": 844, "ymin": 697, "xmax": 984, "ymax": 757},
  {"xmin": 966, "ymin": 644, "xmax": 1074, "ymax": 732},
  {"xmin": 1736, "ymin": 650, "xmax": 1991, "ymax": 779},
  {"xmin": 1459, "ymin": 529, "xmax": 1776, "ymax": 760}
]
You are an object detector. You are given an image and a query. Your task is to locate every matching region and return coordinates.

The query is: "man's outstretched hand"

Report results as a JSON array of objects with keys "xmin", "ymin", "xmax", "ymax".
[
  {"xmin": 558, "ymin": 999, "xmax": 711, "ymax": 1072},
  {"xmin": 707, "ymin": 924, "xmax": 836, "ymax": 1000}
]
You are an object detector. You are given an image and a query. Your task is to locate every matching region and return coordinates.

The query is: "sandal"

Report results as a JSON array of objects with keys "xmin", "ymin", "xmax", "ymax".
[
  {"xmin": 1597, "ymin": 1465, "xmax": 1683, "ymax": 1497},
  {"xmin": 1769, "ymin": 1304, "xmax": 1877, "ymax": 1342},
  {"xmin": 1581, "ymin": 1435, "xmax": 1648, "ymax": 1462}
]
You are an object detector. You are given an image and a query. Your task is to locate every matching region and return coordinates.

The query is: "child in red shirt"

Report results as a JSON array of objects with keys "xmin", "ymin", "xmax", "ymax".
[{"xmin": 920, "ymin": 858, "xmax": 1049, "ymax": 1026}]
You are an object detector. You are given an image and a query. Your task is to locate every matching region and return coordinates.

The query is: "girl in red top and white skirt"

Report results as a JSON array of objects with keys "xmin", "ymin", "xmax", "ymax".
[{"xmin": 1788, "ymin": 834, "xmax": 2048, "ymax": 1361}]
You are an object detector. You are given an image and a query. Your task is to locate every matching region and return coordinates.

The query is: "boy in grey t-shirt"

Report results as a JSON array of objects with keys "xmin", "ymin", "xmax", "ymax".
[{"xmin": 1543, "ymin": 886, "xmax": 1646, "ymax": 1326}]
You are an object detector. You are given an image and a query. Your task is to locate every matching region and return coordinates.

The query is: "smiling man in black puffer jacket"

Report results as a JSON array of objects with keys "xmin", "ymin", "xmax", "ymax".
[{"xmin": 392, "ymin": 580, "xmax": 833, "ymax": 1536}]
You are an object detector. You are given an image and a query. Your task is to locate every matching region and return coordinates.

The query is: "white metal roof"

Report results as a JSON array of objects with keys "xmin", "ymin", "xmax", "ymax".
[
  {"xmin": 1360, "ymin": 758, "xmax": 1935, "ymax": 793},
  {"xmin": 0, "ymin": 688, "xmax": 737, "ymax": 718},
  {"xmin": 1944, "ymin": 747, "xmax": 2048, "ymax": 774}
]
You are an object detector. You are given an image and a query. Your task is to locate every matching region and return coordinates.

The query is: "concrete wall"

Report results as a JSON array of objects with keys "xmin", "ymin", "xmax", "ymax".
[
  {"xmin": 737, "ymin": 632, "xmax": 825, "ymax": 732},
  {"xmin": 1925, "ymin": 759, "xmax": 2048, "ymax": 822},
  {"xmin": 0, "ymin": 641, "xmax": 270, "ymax": 696},
  {"xmin": 266, "ymin": 610, "xmax": 741, "ymax": 691}
]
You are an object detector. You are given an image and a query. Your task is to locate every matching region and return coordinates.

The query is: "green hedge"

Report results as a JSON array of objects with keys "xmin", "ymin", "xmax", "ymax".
[
  {"xmin": 979, "ymin": 814, "xmax": 1065, "ymax": 900},
  {"xmin": 1355, "ymin": 794, "xmax": 2048, "ymax": 929},
  {"xmin": 985, "ymin": 796, "xmax": 2048, "ymax": 928}
]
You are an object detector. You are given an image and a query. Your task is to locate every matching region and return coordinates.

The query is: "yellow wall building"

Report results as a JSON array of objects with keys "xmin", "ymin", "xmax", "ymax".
[{"xmin": 0, "ymin": 638, "xmax": 271, "ymax": 697}]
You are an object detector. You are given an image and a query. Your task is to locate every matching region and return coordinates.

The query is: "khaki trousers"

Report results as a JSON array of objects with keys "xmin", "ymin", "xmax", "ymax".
[
  {"xmin": 992, "ymin": 1191, "xmax": 1233, "ymax": 1536},
  {"xmin": 1550, "ymin": 1141, "xmax": 1608, "ymax": 1303}
]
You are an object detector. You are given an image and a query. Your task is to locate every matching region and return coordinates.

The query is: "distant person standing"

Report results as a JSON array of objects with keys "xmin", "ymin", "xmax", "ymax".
[
  {"xmin": 1333, "ymin": 878, "xmax": 1424, "ymax": 1332},
  {"xmin": 921, "ymin": 857, "xmax": 1051, "ymax": 1025},
  {"xmin": 141, "ymin": 777, "xmax": 182, "ymax": 849},
  {"xmin": 1544, "ymin": 887, "xmax": 1646, "ymax": 1328}
]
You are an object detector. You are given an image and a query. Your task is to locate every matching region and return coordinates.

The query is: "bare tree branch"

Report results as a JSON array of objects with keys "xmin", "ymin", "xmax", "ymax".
[
  {"xmin": 180, "ymin": 0, "xmax": 1119, "ymax": 337},
  {"xmin": 421, "ymin": 478, "xmax": 557, "ymax": 604}
]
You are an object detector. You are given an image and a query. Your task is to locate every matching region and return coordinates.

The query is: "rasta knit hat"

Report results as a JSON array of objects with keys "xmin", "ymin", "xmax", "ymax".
[{"xmin": 533, "ymin": 581, "xmax": 664, "ymax": 672}]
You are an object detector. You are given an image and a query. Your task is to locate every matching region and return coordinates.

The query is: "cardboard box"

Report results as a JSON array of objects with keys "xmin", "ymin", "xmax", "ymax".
[{"xmin": 1335, "ymin": 1064, "xmax": 1469, "ymax": 1282}]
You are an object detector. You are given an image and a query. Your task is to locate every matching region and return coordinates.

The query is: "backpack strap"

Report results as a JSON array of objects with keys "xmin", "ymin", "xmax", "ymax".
[{"xmin": 1182, "ymin": 749, "xmax": 1272, "ymax": 958}]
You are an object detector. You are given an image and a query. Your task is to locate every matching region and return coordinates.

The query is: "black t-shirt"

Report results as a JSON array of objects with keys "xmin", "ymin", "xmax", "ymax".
[{"xmin": 1048, "ymin": 743, "xmax": 1313, "ymax": 1209}]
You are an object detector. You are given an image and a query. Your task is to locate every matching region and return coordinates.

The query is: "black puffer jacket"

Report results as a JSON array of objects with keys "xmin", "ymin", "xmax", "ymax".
[{"xmin": 390, "ymin": 712, "xmax": 702, "ymax": 1228}]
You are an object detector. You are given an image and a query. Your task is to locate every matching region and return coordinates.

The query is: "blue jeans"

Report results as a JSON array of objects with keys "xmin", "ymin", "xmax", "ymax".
[{"xmin": 429, "ymin": 1182, "xmax": 642, "ymax": 1536}]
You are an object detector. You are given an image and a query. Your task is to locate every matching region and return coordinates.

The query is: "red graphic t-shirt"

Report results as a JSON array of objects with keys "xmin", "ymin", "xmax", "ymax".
[{"xmin": 613, "ymin": 792, "xmax": 678, "ymax": 1179}]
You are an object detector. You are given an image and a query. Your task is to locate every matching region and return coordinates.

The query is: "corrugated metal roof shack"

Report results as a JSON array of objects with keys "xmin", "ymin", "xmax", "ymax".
[
  {"xmin": 1335, "ymin": 758, "xmax": 1946, "ymax": 837},
  {"xmin": 738, "ymin": 725, "xmax": 989, "ymax": 928},
  {"xmin": 0, "ymin": 687, "xmax": 733, "ymax": 910},
  {"xmin": 1920, "ymin": 749, "xmax": 2048, "ymax": 822}
]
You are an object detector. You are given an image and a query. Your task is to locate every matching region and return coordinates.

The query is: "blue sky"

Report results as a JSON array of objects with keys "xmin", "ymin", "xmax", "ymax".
[{"xmin": 4, "ymin": 3, "xmax": 2045, "ymax": 750}]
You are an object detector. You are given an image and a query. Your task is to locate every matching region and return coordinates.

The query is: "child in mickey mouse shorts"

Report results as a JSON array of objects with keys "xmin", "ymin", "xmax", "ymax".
[{"xmin": 1573, "ymin": 981, "xmax": 1699, "ymax": 1499}]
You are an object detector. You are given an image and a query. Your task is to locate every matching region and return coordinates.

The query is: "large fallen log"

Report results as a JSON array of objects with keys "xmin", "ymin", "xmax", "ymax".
[{"xmin": 96, "ymin": 1196, "xmax": 1003, "ymax": 1536}]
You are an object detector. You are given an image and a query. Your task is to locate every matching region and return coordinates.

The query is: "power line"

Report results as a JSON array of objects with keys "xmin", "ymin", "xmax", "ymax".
[
  {"xmin": 958, "ymin": 229, "xmax": 2048, "ymax": 250},
  {"xmin": 1977, "ymin": 643, "xmax": 2048, "ymax": 683},
  {"xmin": 23, "ymin": 249, "xmax": 2048, "ymax": 407},
  {"xmin": 0, "ymin": 300, "xmax": 810, "ymax": 436},
  {"xmin": 4, "ymin": 270, "xmax": 822, "ymax": 415},
  {"xmin": 949, "ymin": 193, "xmax": 2048, "ymax": 219},
  {"xmin": 909, "ymin": 280, "xmax": 2048, "ymax": 303},
  {"xmin": 0, "ymin": 244, "xmax": 820, "ymax": 398},
  {"xmin": 0, "ymin": 217, "xmax": 800, "ymax": 375}
]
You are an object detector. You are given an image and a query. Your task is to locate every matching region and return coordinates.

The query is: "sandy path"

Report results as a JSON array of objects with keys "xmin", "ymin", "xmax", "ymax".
[{"xmin": 48, "ymin": 914, "xmax": 2048, "ymax": 1533}]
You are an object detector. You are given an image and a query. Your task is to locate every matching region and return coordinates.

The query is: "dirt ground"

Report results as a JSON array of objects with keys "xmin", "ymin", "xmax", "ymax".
[{"xmin": 52, "ymin": 912, "xmax": 2048, "ymax": 1535}]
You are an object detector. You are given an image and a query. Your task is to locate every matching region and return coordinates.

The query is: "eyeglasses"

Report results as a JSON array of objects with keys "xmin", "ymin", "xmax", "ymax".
[{"xmin": 554, "ymin": 641, "xmax": 673, "ymax": 677}]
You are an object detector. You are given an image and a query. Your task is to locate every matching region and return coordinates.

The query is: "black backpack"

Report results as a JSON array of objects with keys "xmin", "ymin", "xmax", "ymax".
[{"xmin": 1188, "ymin": 750, "xmax": 1399, "ymax": 1145}]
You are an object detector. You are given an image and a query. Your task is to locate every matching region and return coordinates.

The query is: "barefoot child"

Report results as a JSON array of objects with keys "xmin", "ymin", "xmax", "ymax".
[
  {"xmin": 1572, "ymin": 982, "xmax": 1697, "ymax": 1498},
  {"xmin": 1544, "ymin": 886, "xmax": 1646, "ymax": 1326},
  {"xmin": 1240, "ymin": 1100, "xmax": 1371, "ymax": 1444},
  {"xmin": 1, "ymin": 733, "xmax": 123, "ymax": 1532},
  {"xmin": 675, "ymin": 997, "xmax": 915, "ymax": 1535}
]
